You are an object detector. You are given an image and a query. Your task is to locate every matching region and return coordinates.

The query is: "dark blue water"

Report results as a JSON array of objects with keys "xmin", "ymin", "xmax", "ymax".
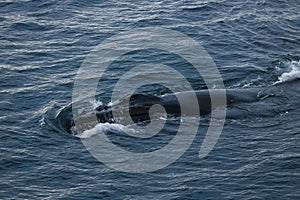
[{"xmin": 1, "ymin": 0, "xmax": 300, "ymax": 199}]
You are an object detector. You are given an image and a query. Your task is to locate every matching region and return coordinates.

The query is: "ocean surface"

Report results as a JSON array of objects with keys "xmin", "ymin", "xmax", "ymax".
[{"xmin": 1, "ymin": 0, "xmax": 300, "ymax": 199}]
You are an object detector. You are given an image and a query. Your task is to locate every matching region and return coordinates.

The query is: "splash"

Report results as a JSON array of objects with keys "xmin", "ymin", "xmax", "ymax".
[
  {"xmin": 275, "ymin": 60, "xmax": 300, "ymax": 84},
  {"xmin": 76, "ymin": 123, "xmax": 137, "ymax": 139},
  {"xmin": 39, "ymin": 117, "xmax": 46, "ymax": 126},
  {"xmin": 91, "ymin": 99, "xmax": 103, "ymax": 110}
]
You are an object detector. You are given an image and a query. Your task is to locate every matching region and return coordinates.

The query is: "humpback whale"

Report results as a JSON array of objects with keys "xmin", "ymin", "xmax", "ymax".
[{"xmin": 56, "ymin": 79, "xmax": 300, "ymax": 134}]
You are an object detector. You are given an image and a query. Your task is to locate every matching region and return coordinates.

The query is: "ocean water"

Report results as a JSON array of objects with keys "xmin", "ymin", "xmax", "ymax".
[{"xmin": 1, "ymin": 0, "xmax": 300, "ymax": 199}]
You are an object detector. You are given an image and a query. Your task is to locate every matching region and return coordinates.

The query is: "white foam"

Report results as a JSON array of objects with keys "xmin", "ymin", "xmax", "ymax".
[
  {"xmin": 39, "ymin": 117, "xmax": 45, "ymax": 126},
  {"xmin": 91, "ymin": 99, "xmax": 103, "ymax": 110},
  {"xmin": 107, "ymin": 101, "xmax": 113, "ymax": 107},
  {"xmin": 275, "ymin": 60, "xmax": 300, "ymax": 84},
  {"xmin": 76, "ymin": 123, "xmax": 137, "ymax": 139}
]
